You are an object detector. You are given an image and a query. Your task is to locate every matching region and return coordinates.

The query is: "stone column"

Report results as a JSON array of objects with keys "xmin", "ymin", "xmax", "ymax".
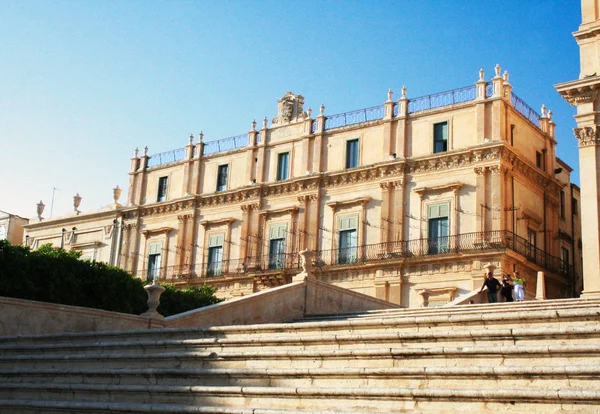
[
  {"xmin": 474, "ymin": 167, "xmax": 487, "ymax": 239},
  {"xmin": 383, "ymin": 89, "xmax": 395, "ymax": 157},
  {"xmin": 576, "ymin": 126, "xmax": 600, "ymax": 296},
  {"xmin": 393, "ymin": 180, "xmax": 405, "ymax": 242},
  {"xmin": 313, "ymin": 105, "xmax": 325, "ymax": 173},
  {"xmin": 183, "ymin": 134, "xmax": 195, "ymax": 195},
  {"xmin": 396, "ymin": 87, "xmax": 408, "ymax": 159},
  {"xmin": 128, "ymin": 148, "xmax": 140, "ymax": 205},
  {"xmin": 194, "ymin": 133, "xmax": 205, "ymax": 194},
  {"xmin": 246, "ymin": 122, "xmax": 258, "ymax": 185},
  {"xmin": 380, "ymin": 182, "xmax": 391, "ymax": 246}
]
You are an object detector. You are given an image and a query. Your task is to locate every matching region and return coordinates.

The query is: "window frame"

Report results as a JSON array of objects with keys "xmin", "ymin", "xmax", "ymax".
[
  {"xmin": 427, "ymin": 202, "xmax": 450, "ymax": 254},
  {"xmin": 157, "ymin": 176, "xmax": 168, "ymax": 202},
  {"xmin": 345, "ymin": 138, "xmax": 360, "ymax": 169},
  {"xmin": 433, "ymin": 121, "xmax": 448, "ymax": 154},
  {"xmin": 276, "ymin": 152, "xmax": 290, "ymax": 181},
  {"xmin": 216, "ymin": 164, "xmax": 229, "ymax": 192},
  {"xmin": 206, "ymin": 233, "xmax": 224, "ymax": 277},
  {"xmin": 560, "ymin": 190, "xmax": 566, "ymax": 220}
]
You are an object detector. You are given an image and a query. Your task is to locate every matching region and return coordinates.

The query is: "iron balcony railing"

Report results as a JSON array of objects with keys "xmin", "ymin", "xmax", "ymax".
[
  {"xmin": 408, "ymin": 85, "xmax": 477, "ymax": 114},
  {"xmin": 135, "ymin": 231, "xmax": 573, "ymax": 283},
  {"xmin": 323, "ymin": 105, "xmax": 385, "ymax": 130},
  {"xmin": 147, "ymin": 147, "xmax": 186, "ymax": 168},
  {"xmin": 511, "ymin": 93, "xmax": 541, "ymax": 128},
  {"xmin": 314, "ymin": 230, "xmax": 573, "ymax": 278},
  {"xmin": 203, "ymin": 134, "xmax": 247, "ymax": 156}
]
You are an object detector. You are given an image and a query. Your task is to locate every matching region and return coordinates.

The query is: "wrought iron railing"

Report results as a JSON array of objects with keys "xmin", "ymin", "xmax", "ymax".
[
  {"xmin": 313, "ymin": 230, "xmax": 573, "ymax": 278},
  {"xmin": 324, "ymin": 105, "xmax": 385, "ymax": 130},
  {"xmin": 132, "ymin": 231, "xmax": 573, "ymax": 283},
  {"xmin": 147, "ymin": 147, "xmax": 186, "ymax": 168},
  {"xmin": 511, "ymin": 93, "xmax": 541, "ymax": 129},
  {"xmin": 486, "ymin": 82, "xmax": 494, "ymax": 98},
  {"xmin": 203, "ymin": 134, "xmax": 248, "ymax": 156},
  {"xmin": 408, "ymin": 85, "xmax": 477, "ymax": 114}
]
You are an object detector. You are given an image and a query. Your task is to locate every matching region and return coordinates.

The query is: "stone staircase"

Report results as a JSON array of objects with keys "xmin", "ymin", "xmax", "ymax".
[{"xmin": 1, "ymin": 298, "xmax": 600, "ymax": 413}]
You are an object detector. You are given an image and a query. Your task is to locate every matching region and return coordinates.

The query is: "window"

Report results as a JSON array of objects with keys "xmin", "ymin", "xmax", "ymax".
[
  {"xmin": 345, "ymin": 139, "xmax": 359, "ymax": 169},
  {"xmin": 216, "ymin": 165, "xmax": 228, "ymax": 192},
  {"xmin": 427, "ymin": 203, "xmax": 449, "ymax": 254},
  {"xmin": 268, "ymin": 224, "xmax": 287, "ymax": 269},
  {"xmin": 338, "ymin": 215, "xmax": 358, "ymax": 264},
  {"xmin": 572, "ymin": 197, "xmax": 579, "ymax": 217},
  {"xmin": 527, "ymin": 229, "xmax": 537, "ymax": 260},
  {"xmin": 157, "ymin": 176, "xmax": 168, "ymax": 202},
  {"xmin": 560, "ymin": 190, "xmax": 566, "ymax": 220},
  {"xmin": 206, "ymin": 234, "xmax": 224, "ymax": 277},
  {"xmin": 277, "ymin": 152, "xmax": 289, "ymax": 181},
  {"xmin": 535, "ymin": 151, "xmax": 545, "ymax": 171},
  {"xmin": 433, "ymin": 122, "xmax": 448, "ymax": 153},
  {"xmin": 0, "ymin": 225, "xmax": 5, "ymax": 240},
  {"xmin": 147, "ymin": 242, "xmax": 162, "ymax": 282},
  {"xmin": 561, "ymin": 247, "xmax": 570, "ymax": 274}
]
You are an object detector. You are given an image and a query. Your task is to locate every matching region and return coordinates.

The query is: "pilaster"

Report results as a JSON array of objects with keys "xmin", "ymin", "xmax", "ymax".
[
  {"xmin": 392, "ymin": 179, "xmax": 405, "ymax": 242},
  {"xmin": 194, "ymin": 132, "xmax": 205, "ymax": 194},
  {"xmin": 475, "ymin": 69, "xmax": 487, "ymax": 143},
  {"xmin": 474, "ymin": 167, "xmax": 487, "ymax": 234},
  {"xmin": 246, "ymin": 121, "xmax": 259, "ymax": 184},
  {"xmin": 380, "ymin": 182, "xmax": 391, "ymax": 245},
  {"xmin": 313, "ymin": 104, "xmax": 326, "ymax": 173},
  {"xmin": 396, "ymin": 87, "xmax": 408, "ymax": 159}
]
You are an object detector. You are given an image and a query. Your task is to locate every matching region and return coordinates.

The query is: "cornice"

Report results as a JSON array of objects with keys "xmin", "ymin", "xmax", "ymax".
[
  {"xmin": 413, "ymin": 182, "xmax": 463, "ymax": 197},
  {"xmin": 23, "ymin": 208, "xmax": 120, "ymax": 230},
  {"xmin": 141, "ymin": 227, "xmax": 173, "ymax": 237},
  {"xmin": 257, "ymin": 206, "xmax": 299, "ymax": 217},
  {"xmin": 200, "ymin": 218, "xmax": 236, "ymax": 228},
  {"xmin": 555, "ymin": 77, "xmax": 600, "ymax": 106},
  {"xmin": 326, "ymin": 196, "xmax": 371, "ymax": 211}
]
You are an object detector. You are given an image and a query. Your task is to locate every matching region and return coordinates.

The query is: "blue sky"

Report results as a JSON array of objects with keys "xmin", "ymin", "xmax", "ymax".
[{"xmin": 0, "ymin": 0, "xmax": 581, "ymax": 219}]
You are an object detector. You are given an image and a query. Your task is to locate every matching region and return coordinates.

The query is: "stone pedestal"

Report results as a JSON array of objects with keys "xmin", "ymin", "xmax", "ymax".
[{"xmin": 140, "ymin": 279, "xmax": 165, "ymax": 320}]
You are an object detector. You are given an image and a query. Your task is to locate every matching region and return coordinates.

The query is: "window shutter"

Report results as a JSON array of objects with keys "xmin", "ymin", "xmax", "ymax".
[
  {"xmin": 269, "ymin": 224, "xmax": 287, "ymax": 240},
  {"xmin": 148, "ymin": 242, "xmax": 162, "ymax": 255},
  {"xmin": 428, "ymin": 203, "xmax": 449, "ymax": 219},
  {"xmin": 339, "ymin": 215, "xmax": 358, "ymax": 231},
  {"xmin": 208, "ymin": 234, "xmax": 224, "ymax": 247}
]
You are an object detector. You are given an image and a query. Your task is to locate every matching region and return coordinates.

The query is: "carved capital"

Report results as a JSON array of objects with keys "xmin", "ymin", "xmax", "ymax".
[
  {"xmin": 489, "ymin": 165, "xmax": 508, "ymax": 175},
  {"xmin": 574, "ymin": 126, "xmax": 600, "ymax": 147},
  {"xmin": 379, "ymin": 182, "xmax": 392, "ymax": 191},
  {"xmin": 392, "ymin": 179, "xmax": 404, "ymax": 189},
  {"xmin": 474, "ymin": 166, "xmax": 487, "ymax": 176}
]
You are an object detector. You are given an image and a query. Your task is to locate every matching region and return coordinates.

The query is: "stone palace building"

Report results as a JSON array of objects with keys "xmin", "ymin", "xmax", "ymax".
[{"xmin": 24, "ymin": 66, "xmax": 582, "ymax": 307}]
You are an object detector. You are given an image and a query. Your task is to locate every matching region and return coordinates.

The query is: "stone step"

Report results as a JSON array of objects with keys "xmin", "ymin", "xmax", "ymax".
[
  {"xmin": 1, "ymin": 383, "xmax": 599, "ymax": 413},
  {"xmin": 297, "ymin": 298, "xmax": 600, "ymax": 322},
  {"xmin": 2, "ymin": 366, "xmax": 600, "ymax": 390},
  {"xmin": 0, "ymin": 400, "xmax": 385, "ymax": 414},
  {"xmin": 2, "ymin": 305, "xmax": 598, "ymax": 350},
  {"xmin": 2, "ymin": 325, "xmax": 599, "ymax": 356},
  {"xmin": 2, "ymin": 344, "xmax": 600, "ymax": 370}
]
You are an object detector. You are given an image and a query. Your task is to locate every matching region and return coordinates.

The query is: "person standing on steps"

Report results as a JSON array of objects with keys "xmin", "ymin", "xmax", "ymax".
[
  {"xmin": 501, "ymin": 276, "xmax": 514, "ymax": 302},
  {"xmin": 480, "ymin": 271, "xmax": 501, "ymax": 303},
  {"xmin": 513, "ymin": 271, "xmax": 526, "ymax": 302}
]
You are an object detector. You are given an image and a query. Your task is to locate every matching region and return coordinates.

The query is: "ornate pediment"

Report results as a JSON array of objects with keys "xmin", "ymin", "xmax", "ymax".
[{"xmin": 272, "ymin": 92, "xmax": 307, "ymax": 125}]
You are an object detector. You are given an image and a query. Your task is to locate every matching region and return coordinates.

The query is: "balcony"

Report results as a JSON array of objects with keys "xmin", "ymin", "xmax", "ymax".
[{"xmin": 134, "ymin": 231, "xmax": 573, "ymax": 283}]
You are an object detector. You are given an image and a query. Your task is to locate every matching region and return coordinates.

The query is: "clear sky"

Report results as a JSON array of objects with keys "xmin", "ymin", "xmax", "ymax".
[{"xmin": 0, "ymin": 0, "xmax": 581, "ymax": 219}]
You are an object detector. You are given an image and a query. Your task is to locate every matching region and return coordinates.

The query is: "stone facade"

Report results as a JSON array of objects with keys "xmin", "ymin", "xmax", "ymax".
[
  {"xmin": 0, "ymin": 210, "xmax": 28, "ymax": 245},
  {"xmin": 555, "ymin": 0, "xmax": 600, "ymax": 298},
  {"xmin": 24, "ymin": 67, "xmax": 581, "ymax": 307}
]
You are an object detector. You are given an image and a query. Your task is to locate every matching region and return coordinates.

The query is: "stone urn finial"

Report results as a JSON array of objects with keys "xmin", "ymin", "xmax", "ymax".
[
  {"xmin": 479, "ymin": 68, "xmax": 485, "ymax": 81},
  {"xmin": 401, "ymin": 86, "xmax": 407, "ymax": 98},
  {"xmin": 143, "ymin": 146, "xmax": 148, "ymax": 156},
  {"xmin": 36, "ymin": 200, "xmax": 45, "ymax": 220},
  {"xmin": 189, "ymin": 133, "xmax": 194, "ymax": 145},
  {"xmin": 319, "ymin": 104, "xmax": 325, "ymax": 116},
  {"xmin": 387, "ymin": 89, "xmax": 393, "ymax": 102},
  {"xmin": 252, "ymin": 119, "xmax": 257, "ymax": 131},
  {"xmin": 73, "ymin": 193, "xmax": 82, "ymax": 212},
  {"xmin": 494, "ymin": 64, "xmax": 501, "ymax": 77},
  {"xmin": 113, "ymin": 186, "xmax": 122, "ymax": 204},
  {"xmin": 199, "ymin": 131, "xmax": 204, "ymax": 143},
  {"xmin": 140, "ymin": 278, "xmax": 165, "ymax": 320},
  {"xmin": 503, "ymin": 70, "xmax": 510, "ymax": 82},
  {"xmin": 307, "ymin": 107, "xmax": 312, "ymax": 118},
  {"xmin": 548, "ymin": 110, "xmax": 553, "ymax": 121},
  {"xmin": 262, "ymin": 117, "xmax": 268, "ymax": 129},
  {"xmin": 541, "ymin": 104, "xmax": 547, "ymax": 117},
  {"xmin": 134, "ymin": 147, "xmax": 139, "ymax": 158}
]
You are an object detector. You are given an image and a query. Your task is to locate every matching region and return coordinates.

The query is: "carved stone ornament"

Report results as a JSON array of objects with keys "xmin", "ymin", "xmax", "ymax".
[
  {"xmin": 272, "ymin": 92, "xmax": 307, "ymax": 125},
  {"xmin": 574, "ymin": 126, "xmax": 600, "ymax": 147}
]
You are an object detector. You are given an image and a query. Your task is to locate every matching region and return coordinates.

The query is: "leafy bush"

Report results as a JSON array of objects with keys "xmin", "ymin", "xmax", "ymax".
[{"xmin": 0, "ymin": 240, "xmax": 222, "ymax": 317}]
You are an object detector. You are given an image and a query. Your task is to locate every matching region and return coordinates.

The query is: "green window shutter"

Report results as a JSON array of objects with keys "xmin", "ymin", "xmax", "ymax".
[
  {"xmin": 269, "ymin": 224, "xmax": 287, "ymax": 240},
  {"xmin": 428, "ymin": 203, "xmax": 449, "ymax": 219},
  {"xmin": 149, "ymin": 242, "xmax": 162, "ymax": 255},
  {"xmin": 208, "ymin": 234, "xmax": 224, "ymax": 247},
  {"xmin": 339, "ymin": 215, "xmax": 358, "ymax": 231}
]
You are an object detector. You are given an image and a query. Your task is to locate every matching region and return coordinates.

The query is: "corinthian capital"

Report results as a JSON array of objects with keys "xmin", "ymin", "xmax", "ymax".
[{"xmin": 574, "ymin": 126, "xmax": 600, "ymax": 147}]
